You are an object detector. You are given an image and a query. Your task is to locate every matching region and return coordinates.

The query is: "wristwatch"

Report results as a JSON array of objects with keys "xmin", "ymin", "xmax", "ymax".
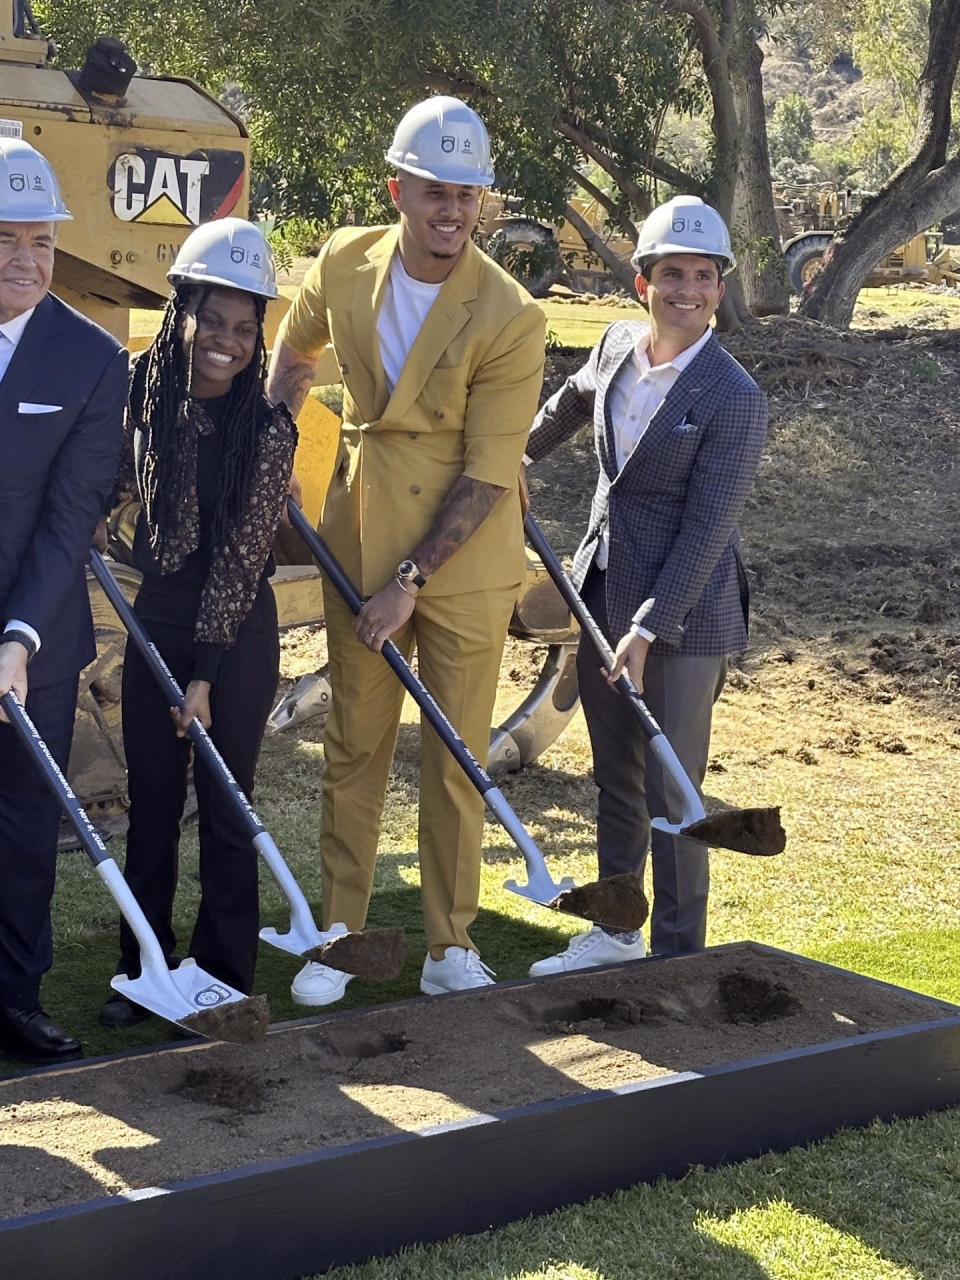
[{"xmin": 396, "ymin": 559, "xmax": 427, "ymax": 589}]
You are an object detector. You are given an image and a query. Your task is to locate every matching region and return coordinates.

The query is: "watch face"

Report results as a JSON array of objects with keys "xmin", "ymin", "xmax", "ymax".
[{"xmin": 398, "ymin": 560, "xmax": 416, "ymax": 578}]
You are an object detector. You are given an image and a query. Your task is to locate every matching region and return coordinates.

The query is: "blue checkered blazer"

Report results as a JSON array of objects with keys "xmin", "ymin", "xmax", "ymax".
[{"xmin": 526, "ymin": 321, "xmax": 767, "ymax": 656}]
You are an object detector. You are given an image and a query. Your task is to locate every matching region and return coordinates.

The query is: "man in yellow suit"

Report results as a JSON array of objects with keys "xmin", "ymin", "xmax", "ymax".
[{"xmin": 267, "ymin": 97, "xmax": 545, "ymax": 1005}]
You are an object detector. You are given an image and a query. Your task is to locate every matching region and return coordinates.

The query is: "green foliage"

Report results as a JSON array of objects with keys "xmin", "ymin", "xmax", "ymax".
[
  {"xmin": 768, "ymin": 93, "xmax": 815, "ymax": 165},
  {"xmin": 32, "ymin": 0, "xmax": 702, "ymax": 234}
]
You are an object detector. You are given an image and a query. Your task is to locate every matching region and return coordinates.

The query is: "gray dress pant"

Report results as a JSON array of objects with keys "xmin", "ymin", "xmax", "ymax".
[{"xmin": 577, "ymin": 568, "xmax": 727, "ymax": 954}]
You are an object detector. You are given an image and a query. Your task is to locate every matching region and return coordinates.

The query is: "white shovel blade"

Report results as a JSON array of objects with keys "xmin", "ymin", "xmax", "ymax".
[
  {"xmin": 503, "ymin": 873, "xmax": 577, "ymax": 907},
  {"xmin": 259, "ymin": 919, "xmax": 347, "ymax": 959},
  {"xmin": 111, "ymin": 957, "xmax": 247, "ymax": 1037}
]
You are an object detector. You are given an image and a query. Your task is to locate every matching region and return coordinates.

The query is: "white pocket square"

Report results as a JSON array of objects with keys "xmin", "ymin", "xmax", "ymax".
[{"xmin": 18, "ymin": 402, "xmax": 63, "ymax": 414}]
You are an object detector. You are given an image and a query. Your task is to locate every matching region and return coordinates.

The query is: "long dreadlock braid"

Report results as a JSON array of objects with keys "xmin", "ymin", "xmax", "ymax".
[{"xmin": 133, "ymin": 283, "xmax": 268, "ymax": 561}]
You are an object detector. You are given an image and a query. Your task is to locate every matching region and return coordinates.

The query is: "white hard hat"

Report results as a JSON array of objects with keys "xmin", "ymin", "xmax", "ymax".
[
  {"xmin": 0, "ymin": 138, "xmax": 72, "ymax": 222},
  {"xmin": 632, "ymin": 196, "xmax": 735, "ymax": 274},
  {"xmin": 167, "ymin": 217, "xmax": 279, "ymax": 299},
  {"xmin": 385, "ymin": 96, "xmax": 495, "ymax": 187}
]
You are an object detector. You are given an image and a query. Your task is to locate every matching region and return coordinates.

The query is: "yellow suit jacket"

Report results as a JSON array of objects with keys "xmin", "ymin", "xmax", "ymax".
[{"xmin": 278, "ymin": 225, "xmax": 545, "ymax": 596}]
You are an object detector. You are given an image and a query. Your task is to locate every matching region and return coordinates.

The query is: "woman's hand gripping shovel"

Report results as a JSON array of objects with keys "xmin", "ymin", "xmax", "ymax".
[
  {"xmin": 523, "ymin": 511, "xmax": 786, "ymax": 857},
  {"xmin": 88, "ymin": 550, "xmax": 405, "ymax": 982},
  {"xmin": 1, "ymin": 688, "xmax": 269, "ymax": 1044},
  {"xmin": 286, "ymin": 500, "xmax": 648, "ymax": 933}
]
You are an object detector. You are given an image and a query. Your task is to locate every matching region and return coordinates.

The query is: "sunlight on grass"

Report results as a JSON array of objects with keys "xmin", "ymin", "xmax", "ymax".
[{"xmin": 697, "ymin": 1201, "xmax": 921, "ymax": 1279}]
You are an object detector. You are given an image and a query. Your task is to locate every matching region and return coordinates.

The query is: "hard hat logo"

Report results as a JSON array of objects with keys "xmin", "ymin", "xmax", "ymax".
[
  {"xmin": 9, "ymin": 173, "xmax": 24, "ymax": 192},
  {"xmin": 230, "ymin": 245, "xmax": 245, "ymax": 262},
  {"xmin": 441, "ymin": 136, "xmax": 456, "ymax": 153}
]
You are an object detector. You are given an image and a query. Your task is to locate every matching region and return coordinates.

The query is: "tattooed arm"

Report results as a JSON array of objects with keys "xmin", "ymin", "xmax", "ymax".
[
  {"xmin": 266, "ymin": 340, "xmax": 319, "ymax": 420},
  {"xmin": 355, "ymin": 474, "xmax": 508, "ymax": 652}
]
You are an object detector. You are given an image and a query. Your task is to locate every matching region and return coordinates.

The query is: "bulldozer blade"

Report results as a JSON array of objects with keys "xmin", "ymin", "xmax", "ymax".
[
  {"xmin": 302, "ymin": 927, "xmax": 407, "ymax": 979},
  {"xmin": 678, "ymin": 805, "xmax": 786, "ymax": 856},
  {"xmin": 550, "ymin": 873, "xmax": 650, "ymax": 933}
]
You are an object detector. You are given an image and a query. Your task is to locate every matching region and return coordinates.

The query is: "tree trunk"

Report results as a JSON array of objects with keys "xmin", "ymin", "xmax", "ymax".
[
  {"xmin": 730, "ymin": 26, "xmax": 789, "ymax": 316},
  {"xmin": 803, "ymin": 0, "xmax": 960, "ymax": 326},
  {"xmin": 562, "ymin": 201, "xmax": 638, "ymax": 293}
]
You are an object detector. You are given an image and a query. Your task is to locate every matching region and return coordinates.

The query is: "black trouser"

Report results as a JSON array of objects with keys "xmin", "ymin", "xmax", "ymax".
[
  {"xmin": 0, "ymin": 675, "xmax": 78, "ymax": 1010},
  {"xmin": 118, "ymin": 578, "xmax": 280, "ymax": 994}
]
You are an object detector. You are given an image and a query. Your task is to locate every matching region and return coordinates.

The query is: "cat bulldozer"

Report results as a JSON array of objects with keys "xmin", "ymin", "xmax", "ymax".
[{"xmin": 2, "ymin": 3, "xmax": 579, "ymax": 841}]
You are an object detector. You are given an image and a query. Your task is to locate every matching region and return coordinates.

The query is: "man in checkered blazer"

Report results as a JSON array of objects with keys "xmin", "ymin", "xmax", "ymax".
[{"xmin": 524, "ymin": 196, "xmax": 768, "ymax": 970}]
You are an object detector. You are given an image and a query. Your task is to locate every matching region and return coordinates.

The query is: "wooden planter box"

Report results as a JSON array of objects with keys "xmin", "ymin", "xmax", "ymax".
[{"xmin": 1, "ymin": 943, "xmax": 958, "ymax": 1280}]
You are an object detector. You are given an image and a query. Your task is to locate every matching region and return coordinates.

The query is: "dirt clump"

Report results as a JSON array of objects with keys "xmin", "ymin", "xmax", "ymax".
[
  {"xmin": 553, "ymin": 872, "xmax": 649, "ymax": 931},
  {"xmin": 305, "ymin": 927, "xmax": 407, "ymax": 979},
  {"xmin": 179, "ymin": 993, "xmax": 270, "ymax": 1046}
]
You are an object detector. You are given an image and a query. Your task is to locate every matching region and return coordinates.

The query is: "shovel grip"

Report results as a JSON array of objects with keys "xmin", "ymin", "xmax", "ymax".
[
  {"xmin": 287, "ymin": 499, "xmax": 494, "ymax": 797},
  {"xmin": 1, "ymin": 689, "xmax": 111, "ymax": 866},
  {"xmin": 88, "ymin": 549, "xmax": 267, "ymax": 840}
]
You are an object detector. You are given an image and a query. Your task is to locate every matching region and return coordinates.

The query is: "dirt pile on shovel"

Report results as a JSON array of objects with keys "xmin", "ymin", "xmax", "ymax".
[
  {"xmin": 552, "ymin": 873, "xmax": 649, "ymax": 932},
  {"xmin": 304, "ymin": 928, "xmax": 407, "ymax": 979},
  {"xmin": 180, "ymin": 993, "xmax": 270, "ymax": 1045},
  {"xmin": 682, "ymin": 805, "xmax": 786, "ymax": 856}
]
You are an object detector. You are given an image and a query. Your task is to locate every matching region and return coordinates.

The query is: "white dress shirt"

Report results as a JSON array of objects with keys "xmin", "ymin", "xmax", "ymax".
[
  {"xmin": 0, "ymin": 306, "xmax": 34, "ymax": 385},
  {"xmin": 1, "ymin": 306, "xmax": 43, "ymax": 654},
  {"xmin": 597, "ymin": 323, "xmax": 714, "ymax": 641}
]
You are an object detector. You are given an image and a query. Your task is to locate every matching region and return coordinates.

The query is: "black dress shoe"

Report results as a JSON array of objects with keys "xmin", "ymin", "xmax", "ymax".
[
  {"xmin": 99, "ymin": 991, "xmax": 151, "ymax": 1029},
  {"xmin": 0, "ymin": 1005, "xmax": 82, "ymax": 1065}
]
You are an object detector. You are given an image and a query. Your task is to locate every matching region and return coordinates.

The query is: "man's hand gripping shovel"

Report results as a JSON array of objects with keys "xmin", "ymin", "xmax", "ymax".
[
  {"xmin": 286, "ymin": 499, "xmax": 649, "ymax": 933},
  {"xmin": 89, "ymin": 550, "xmax": 405, "ymax": 982}
]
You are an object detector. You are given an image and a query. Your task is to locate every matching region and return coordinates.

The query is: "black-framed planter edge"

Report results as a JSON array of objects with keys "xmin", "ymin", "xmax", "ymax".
[{"xmin": 2, "ymin": 942, "xmax": 959, "ymax": 1280}]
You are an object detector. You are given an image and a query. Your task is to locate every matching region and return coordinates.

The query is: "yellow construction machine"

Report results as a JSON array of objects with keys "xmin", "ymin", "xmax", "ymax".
[
  {"xmin": 774, "ymin": 184, "xmax": 953, "ymax": 294},
  {"xmin": 2, "ymin": 4, "xmax": 578, "ymax": 839}
]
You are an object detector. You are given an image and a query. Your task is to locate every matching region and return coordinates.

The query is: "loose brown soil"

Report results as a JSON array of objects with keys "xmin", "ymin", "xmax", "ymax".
[{"xmin": 0, "ymin": 945, "xmax": 953, "ymax": 1222}]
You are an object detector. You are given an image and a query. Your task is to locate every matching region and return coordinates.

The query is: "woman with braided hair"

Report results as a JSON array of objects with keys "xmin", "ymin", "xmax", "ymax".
[{"xmin": 100, "ymin": 219, "xmax": 297, "ymax": 1029}]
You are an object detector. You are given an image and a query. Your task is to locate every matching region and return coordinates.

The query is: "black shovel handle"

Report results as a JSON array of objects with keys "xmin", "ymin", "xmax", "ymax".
[
  {"xmin": 286, "ymin": 499, "xmax": 494, "ymax": 798},
  {"xmin": 1, "ymin": 689, "xmax": 110, "ymax": 867},
  {"xmin": 88, "ymin": 549, "xmax": 267, "ymax": 841},
  {"xmin": 523, "ymin": 511, "xmax": 664, "ymax": 741}
]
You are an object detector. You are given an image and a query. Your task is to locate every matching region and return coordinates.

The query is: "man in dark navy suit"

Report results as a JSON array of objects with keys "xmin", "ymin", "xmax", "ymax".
[
  {"xmin": 525, "ymin": 197, "xmax": 768, "ymax": 970},
  {"xmin": 0, "ymin": 137, "xmax": 126, "ymax": 1063}
]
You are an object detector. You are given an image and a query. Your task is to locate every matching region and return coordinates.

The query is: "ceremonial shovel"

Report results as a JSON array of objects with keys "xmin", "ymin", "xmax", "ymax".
[
  {"xmin": 89, "ymin": 549, "xmax": 405, "ymax": 981},
  {"xmin": 523, "ymin": 511, "xmax": 785, "ymax": 857},
  {"xmin": 286, "ymin": 499, "xmax": 648, "ymax": 932},
  {"xmin": 1, "ymin": 688, "xmax": 269, "ymax": 1043}
]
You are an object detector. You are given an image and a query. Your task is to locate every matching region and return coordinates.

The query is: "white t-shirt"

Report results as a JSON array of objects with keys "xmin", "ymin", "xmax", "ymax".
[{"xmin": 376, "ymin": 253, "xmax": 444, "ymax": 393}]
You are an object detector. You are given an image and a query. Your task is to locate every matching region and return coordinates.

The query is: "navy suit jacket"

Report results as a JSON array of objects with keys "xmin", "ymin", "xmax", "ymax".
[
  {"xmin": 527, "ymin": 321, "xmax": 768, "ymax": 656},
  {"xmin": 0, "ymin": 293, "xmax": 126, "ymax": 688}
]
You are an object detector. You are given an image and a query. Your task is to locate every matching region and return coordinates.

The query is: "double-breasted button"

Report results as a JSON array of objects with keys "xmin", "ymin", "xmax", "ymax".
[
  {"xmin": 434, "ymin": 408, "xmax": 444, "ymax": 419},
  {"xmin": 410, "ymin": 484, "xmax": 421, "ymax": 495},
  {"xmin": 408, "ymin": 431, "xmax": 419, "ymax": 439},
  {"xmin": 340, "ymin": 361, "xmax": 349, "ymax": 374}
]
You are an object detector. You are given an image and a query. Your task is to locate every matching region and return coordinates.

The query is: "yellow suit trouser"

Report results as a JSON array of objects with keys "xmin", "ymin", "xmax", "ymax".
[{"xmin": 319, "ymin": 578, "xmax": 519, "ymax": 956}]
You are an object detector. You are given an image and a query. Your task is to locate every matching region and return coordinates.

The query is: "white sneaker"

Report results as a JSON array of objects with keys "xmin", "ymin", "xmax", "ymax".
[
  {"xmin": 528, "ymin": 926, "xmax": 646, "ymax": 977},
  {"xmin": 290, "ymin": 961, "xmax": 354, "ymax": 1007},
  {"xmin": 420, "ymin": 947, "xmax": 496, "ymax": 995}
]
